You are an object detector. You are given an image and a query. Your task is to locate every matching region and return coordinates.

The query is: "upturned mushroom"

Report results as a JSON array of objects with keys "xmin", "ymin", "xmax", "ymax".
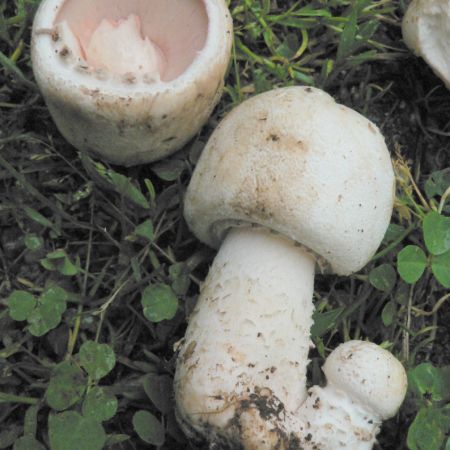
[
  {"xmin": 402, "ymin": 0, "xmax": 450, "ymax": 88},
  {"xmin": 31, "ymin": 0, "xmax": 232, "ymax": 166},
  {"xmin": 174, "ymin": 86, "xmax": 397, "ymax": 448}
]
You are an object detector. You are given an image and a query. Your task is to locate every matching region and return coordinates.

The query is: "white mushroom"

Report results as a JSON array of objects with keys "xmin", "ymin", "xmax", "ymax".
[
  {"xmin": 291, "ymin": 340, "xmax": 408, "ymax": 449},
  {"xmin": 174, "ymin": 86, "xmax": 396, "ymax": 449},
  {"xmin": 194, "ymin": 340, "xmax": 408, "ymax": 450},
  {"xmin": 31, "ymin": 0, "xmax": 232, "ymax": 166},
  {"xmin": 402, "ymin": 0, "xmax": 450, "ymax": 88}
]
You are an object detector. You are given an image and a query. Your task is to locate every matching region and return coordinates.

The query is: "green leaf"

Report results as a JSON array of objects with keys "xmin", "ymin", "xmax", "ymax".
[
  {"xmin": 169, "ymin": 263, "xmax": 191, "ymax": 296},
  {"xmin": 395, "ymin": 281, "xmax": 410, "ymax": 306},
  {"xmin": 381, "ymin": 300, "xmax": 397, "ymax": 327},
  {"xmin": 144, "ymin": 178, "xmax": 156, "ymax": 202},
  {"xmin": 23, "ymin": 404, "xmax": 40, "ymax": 436},
  {"xmin": 143, "ymin": 373, "xmax": 173, "ymax": 414},
  {"xmin": 27, "ymin": 308, "xmax": 60, "ymax": 337},
  {"xmin": 311, "ymin": 307, "xmax": 345, "ymax": 338},
  {"xmin": 407, "ymin": 407, "xmax": 446, "ymax": 450},
  {"xmin": 132, "ymin": 410, "xmax": 165, "ymax": 446},
  {"xmin": 358, "ymin": 19, "xmax": 379, "ymax": 41},
  {"xmin": 425, "ymin": 169, "xmax": 450, "ymax": 199},
  {"xmin": 423, "ymin": 211, "xmax": 450, "ymax": 256},
  {"xmin": 134, "ymin": 219, "xmax": 154, "ymax": 241},
  {"xmin": 41, "ymin": 286, "xmax": 68, "ymax": 315},
  {"xmin": 48, "ymin": 411, "xmax": 106, "ymax": 450},
  {"xmin": 441, "ymin": 405, "xmax": 450, "ymax": 428},
  {"xmin": 408, "ymin": 363, "xmax": 450, "ymax": 402},
  {"xmin": 275, "ymin": 33, "xmax": 298, "ymax": 59},
  {"xmin": 0, "ymin": 425, "xmax": 21, "ymax": 449},
  {"xmin": 106, "ymin": 171, "xmax": 149, "ymax": 209},
  {"xmin": 79, "ymin": 341, "xmax": 116, "ymax": 380},
  {"xmin": 41, "ymin": 250, "xmax": 79, "ymax": 276},
  {"xmin": 52, "ymin": 252, "xmax": 78, "ymax": 276},
  {"xmin": 13, "ymin": 436, "xmax": 46, "ymax": 450},
  {"xmin": 27, "ymin": 286, "xmax": 68, "ymax": 337},
  {"xmin": 130, "ymin": 256, "xmax": 142, "ymax": 282},
  {"xmin": 23, "ymin": 405, "xmax": 39, "ymax": 436},
  {"xmin": 7, "ymin": 291, "xmax": 36, "ymax": 321},
  {"xmin": 369, "ymin": 264, "xmax": 397, "ymax": 292},
  {"xmin": 82, "ymin": 387, "xmax": 118, "ymax": 422},
  {"xmin": 432, "ymin": 251, "xmax": 450, "ymax": 288},
  {"xmin": 24, "ymin": 234, "xmax": 44, "ymax": 252},
  {"xmin": 151, "ymin": 160, "xmax": 186, "ymax": 181},
  {"xmin": 46, "ymin": 361, "xmax": 86, "ymax": 411},
  {"xmin": 141, "ymin": 284, "xmax": 178, "ymax": 323},
  {"xmin": 397, "ymin": 245, "xmax": 427, "ymax": 284},
  {"xmin": 292, "ymin": 70, "xmax": 315, "ymax": 85},
  {"xmin": 73, "ymin": 181, "xmax": 93, "ymax": 202},
  {"xmin": 336, "ymin": 8, "xmax": 358, "ymax": 62},
  {"xmin": 23, "ymin": 206, "xmax": 60, "ymax": 236},
  {"xmin": 382, "ymin": 223, "xmax": 406, "ymax": 245}
]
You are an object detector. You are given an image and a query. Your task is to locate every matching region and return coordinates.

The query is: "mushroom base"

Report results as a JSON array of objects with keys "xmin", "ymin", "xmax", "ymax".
[
  {"xmin": 292, "ymin": 384, "xmax": 381, "ymax": 450},
  {"xmin": 174, "ymin": 226, "xmax": 316, "ymax": 449}
]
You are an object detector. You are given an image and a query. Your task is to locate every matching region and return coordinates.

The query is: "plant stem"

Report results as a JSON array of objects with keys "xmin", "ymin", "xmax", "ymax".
[{"xmin": 0, "ymin": 392, "xmax": 39, "ymax": 405}]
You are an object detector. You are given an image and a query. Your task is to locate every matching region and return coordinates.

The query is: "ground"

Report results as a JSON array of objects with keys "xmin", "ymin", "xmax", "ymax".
[{"xmin": 0, "ymin": 1, "xmax": 449, "ymax": 450}]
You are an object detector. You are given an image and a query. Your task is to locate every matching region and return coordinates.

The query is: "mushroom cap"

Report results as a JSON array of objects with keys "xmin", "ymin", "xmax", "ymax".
[
  {"xmin": 184, "ymin": 87, "xmax": 395, "ymax": 275},
  {"xmin": 31, "ymin": 0, "xmax": 232, "ymax": 166},
  {"xmin": 323, "ymin": 340, "xmax": 408, "ymax": 420},
  {"xmin": 402, "ymin": 0, "xmax": 450, "ymax": 88}
]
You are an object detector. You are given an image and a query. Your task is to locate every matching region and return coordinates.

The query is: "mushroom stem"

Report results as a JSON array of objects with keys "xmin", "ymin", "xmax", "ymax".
[{"xmin": 174, "ymin": 226, "xmax": 316, "ymax": 448}]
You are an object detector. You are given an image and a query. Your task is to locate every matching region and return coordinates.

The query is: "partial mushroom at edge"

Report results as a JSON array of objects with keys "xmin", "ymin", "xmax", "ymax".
[{"xmin": 402, "ymin": 0, "xmax": 450, "ymax": 88}]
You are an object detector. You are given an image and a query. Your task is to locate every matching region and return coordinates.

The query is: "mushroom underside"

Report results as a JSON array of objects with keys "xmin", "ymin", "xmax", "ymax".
[{"xmin": 55, "ymin": 0, "xmax": 208, "ymax": 81}]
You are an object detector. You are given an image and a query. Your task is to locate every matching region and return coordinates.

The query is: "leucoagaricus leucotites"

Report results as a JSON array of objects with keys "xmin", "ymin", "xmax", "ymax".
[
  {"xmin": 31, "ymin": 0, "xmax": 232, "ymax": 166},
  {"xmin": 174, "ymin": 87, "xmax": 407, "ymax": 449},
  {"xmin": 402, "ymin": 0, "xmax": 450, "ymax": 88}
]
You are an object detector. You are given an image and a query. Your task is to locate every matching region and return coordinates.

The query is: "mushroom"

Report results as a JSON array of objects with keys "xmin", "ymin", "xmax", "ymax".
[
  {"xmin": 174, "ymin": 86, "xmax": 396, "ymax": 448},
  {"xmin": 31, "ymin": 0, "xmax": 233, "ymax": 166},
  {"xmin": 291, "ymin": 340, "xmax": 408, "ymax": 449},
  {"xmin": 215, "ymin": 340, "xmax": 408, "ymax": 450},
  {"xmin": 402, "ymin": 0, "xmax": 450, "ymax": 88}
]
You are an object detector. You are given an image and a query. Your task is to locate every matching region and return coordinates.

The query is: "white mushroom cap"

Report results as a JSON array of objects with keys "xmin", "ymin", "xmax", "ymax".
[
  {"xmin": 323, "ymin": 340, "xmax": 408, "ymax": 420},
  {"xmin": 31, "ymin": 0, "xmax": 232, "ymax": 166},
  {"xmin": 185, "ymin": 87, "xmax": 395, "ymax": 275},
  {"xmin": 402, "ymin": 0, "xmax": 450, "ymax": 88}
]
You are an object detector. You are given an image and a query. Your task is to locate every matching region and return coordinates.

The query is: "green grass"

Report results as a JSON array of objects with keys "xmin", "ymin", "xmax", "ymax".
[{"xmin": 0, "ymin": 0, "xmax": 449, "ymax": 449}]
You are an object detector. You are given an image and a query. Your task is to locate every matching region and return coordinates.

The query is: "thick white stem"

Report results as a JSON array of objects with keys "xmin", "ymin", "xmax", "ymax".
[{"xmin": 174, "ymin": 227, "xmax": 315, "ymax": 449}]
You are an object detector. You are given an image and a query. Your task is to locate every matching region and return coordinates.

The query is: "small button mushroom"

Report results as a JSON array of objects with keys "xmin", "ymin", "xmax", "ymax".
[
  {"xmin": 174, "ymin": 86, "xmax": 396, "ymax": 449},
  {"xmin": 292, "ymin": 341, "xmax": 407, "ymax": 450},
  {"xmin": 31, "ymin": 0, "xmax": 233, "ymax": 166},
  {"xmin": 402, "ymin": 0, "xmax": 450, "ymax": 88}
]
